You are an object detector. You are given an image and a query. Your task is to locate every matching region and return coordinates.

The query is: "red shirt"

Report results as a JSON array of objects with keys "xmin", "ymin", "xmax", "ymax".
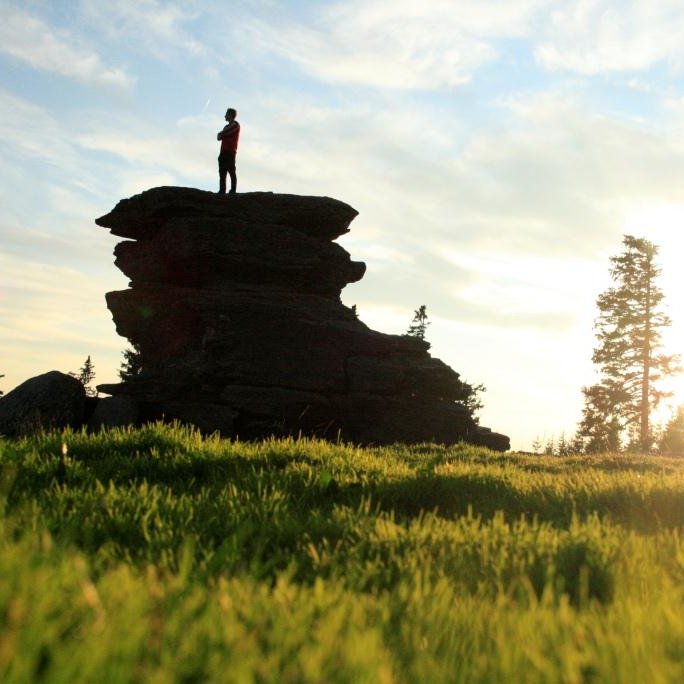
[{"xmin": 220, "ymin": 121, "xmax": 240, "ymax": 153}]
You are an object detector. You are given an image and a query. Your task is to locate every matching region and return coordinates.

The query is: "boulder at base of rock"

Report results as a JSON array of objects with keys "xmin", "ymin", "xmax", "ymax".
[{"xmin": 0, "ymin": 371, "xmax": 86, "ymax": 437}]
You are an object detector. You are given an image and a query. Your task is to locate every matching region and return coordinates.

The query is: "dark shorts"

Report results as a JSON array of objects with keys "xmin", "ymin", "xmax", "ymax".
[{"xmin": 218, "ymin": 151, "xmax": 236, "ymax": 172}]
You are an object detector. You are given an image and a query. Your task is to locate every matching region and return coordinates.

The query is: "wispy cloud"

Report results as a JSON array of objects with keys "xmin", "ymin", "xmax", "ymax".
[
  {"xmin": 535, "ymin": 1, "xmax": 684, "ymax": 74},
  {"xmin": 0, "ymin": 4, "xmax": 134, "ymax": 89},
  {"xmin": 234, "ymin": 0, "xmax": 548, "ymax": 90},
  {"xmin": 0, "ymin": 89, "xmax": 80, "ymax": 167},
  {"xmin": 0, "ymin": 254, "xmax": 125, "ymax": 389},
  {"xmin": 79, "ymin": 0, "xmax": 206, "ymax": 61}
]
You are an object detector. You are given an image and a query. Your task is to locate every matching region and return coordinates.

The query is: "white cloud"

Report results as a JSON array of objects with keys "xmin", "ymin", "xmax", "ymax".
[
  {"xmin": 241, "ymin": 0, "xmax": 549, "ymax": 89},
  {"xmin": 322, "ymin": 0, "xmax": 547, "ymax": 37},
  {"xmin": 0, "ymin": 89, "xmax": 128, "ymax": 225},
  {"xmin": 217, "ymin": 85, "xmax": 684, "ymax": 268},
  {"xmin": 0, "ymin": 4, "xmax": 134, "ymax": 89},
  {"xmin": 535, "ymin": 1, "xmax": 684, "ymax": 74},
  {"xmin": 0, "ymin": 89, "xmax": 82, "ymax": 166},
  {"xmin": 79, "ymin": 0, "xmax": 205, "ymax": 61},
  {"xmin": 0, "ymin": 254, "xmax": 125, "ymax": 393},
  {"xmin": 433, "ymin": 89, "xmax": 684, "ymax": 255},
  {"xmin": 75, "ymin": 113, "xmax": 216, "ymax": 193}
]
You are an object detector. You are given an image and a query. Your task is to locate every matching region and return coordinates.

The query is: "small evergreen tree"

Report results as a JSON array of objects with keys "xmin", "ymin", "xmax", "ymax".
[
  {"xmin": 570, "ymin": 432, "xmax": 586, "ymax": 455},
  {"xmin": 70, "ymin": 355, "xmax": 97, "ymax": 397},
  {"xmin": 577, "ymin": 236, "xmax": 680, "ymax": 452},
  {"xmin": 457, "ymin": 379, "xmax": 485, "ymax": 423},
  {"xmin": 406, "ymin": 305, "xmax": 430, "ymax": 342},
  {"xmin": 543, "ymin": 436, "xmax": 556, "ymax": 455},
  {"xmin": 405, "ymin": 304, "xmax": 485, "ymax": 422},
  {"xmin": 659, "ymin": 405, "xmax": 684, "ymax": 455},
  {"xmin": 554, "ymin": 433, "xmax": 569, "ymax": 456},
  {"xmin": 119, "ymin": 343, "xmax": 143, "ymax": 382},
  {"xmin": 532, "ymin": 432, "xmax": 583, "ymax": 456}
]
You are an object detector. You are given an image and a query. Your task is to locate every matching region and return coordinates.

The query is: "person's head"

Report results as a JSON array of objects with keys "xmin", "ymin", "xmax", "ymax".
[{"xmin": 225, "ymin": 108, "xmax": 237, "ymax": 121}]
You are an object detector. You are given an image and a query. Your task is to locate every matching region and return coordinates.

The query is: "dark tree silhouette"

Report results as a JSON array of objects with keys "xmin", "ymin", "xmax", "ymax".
[
  {"xmin": 406, "ymin": 305, "xmax": 430, "ymax": 342},
  {"xmin": 0, "ymin": 373, "xmax": 4, "ymax": 397},
  {"xmin": 119, "ymin": 343, "xmax": 143, "ymax": 382},
  {"xmin": 457, "ymin": 379, "xmax": 486, "ymax": 424},
  {"xmin": 577, "ymin": 236, "xmax": 680, "ymax": 452},
  {"xmin": 405, "ymin": 304, "xmax": 485, "ymax": 421},
  {"xmin": 576, "ymin": 382, "xmax": 624, "ymax": 453},
  {"xmin": 70, "ymin": 355, "xmax": 97, "ymax": 397}
]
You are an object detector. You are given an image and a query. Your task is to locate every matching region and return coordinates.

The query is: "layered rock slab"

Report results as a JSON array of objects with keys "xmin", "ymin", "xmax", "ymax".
[{"xmin": 96, "ymin": 186, "xmax": 509, "ymax": 450}]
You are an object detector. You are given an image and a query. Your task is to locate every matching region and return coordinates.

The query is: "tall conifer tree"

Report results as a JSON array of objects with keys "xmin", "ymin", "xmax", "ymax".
[{"xmin": 578, "ymin": 235, "xmax": 680, "ymax": 451}]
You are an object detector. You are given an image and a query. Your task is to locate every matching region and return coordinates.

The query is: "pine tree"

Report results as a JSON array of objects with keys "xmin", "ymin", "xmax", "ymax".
[
  {"xmin": 544, "ymin": 436, "xmax": 556, "ymax": 456},
  {"xmin": 406, "ymin": 305, "xmax": 430, "ymax": 342},
  {"xmin": 119, "ymin": 343, "xmax": 143, "ymax": 382},
  {"xmin": 576, "ymin": 382, "xmax": 624, "ymax": 453},
  {"xmin": 555, "ymin": 432, "xmax": 574, "ymax": 456},
  {"xmin": 70, "ymin": 355, "xmax": 97, "ymax": 397},
  {"xmin": 405, "ymin": 305, "xmax": 485, "ymax": 422},
  {"xmin": 659, "ymin": 405, "xmax": 684, "ymax": 455},
  {"xmin": 578, "ymin": 236, "xmax": 680, "ymax": 452},
  {"xmin": 457, "ymin": 379, "xmax": 486, "ymax": 423}
]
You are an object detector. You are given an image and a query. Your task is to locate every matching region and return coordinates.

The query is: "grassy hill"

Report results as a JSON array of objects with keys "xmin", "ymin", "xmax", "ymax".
[{"xmin": 1, "ymin": 424, "xmax": 684, "ymax": 682}]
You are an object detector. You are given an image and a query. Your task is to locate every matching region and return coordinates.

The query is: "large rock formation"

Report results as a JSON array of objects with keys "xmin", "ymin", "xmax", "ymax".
[{"xmin": 96, "ymin": 187, "xmax": 509, "ymax": 450}]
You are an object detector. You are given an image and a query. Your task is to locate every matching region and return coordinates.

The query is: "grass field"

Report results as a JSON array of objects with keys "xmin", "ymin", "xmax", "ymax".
[{"xmin": 1, "ymin": 423, "xmax": 684, "ymax": 682}]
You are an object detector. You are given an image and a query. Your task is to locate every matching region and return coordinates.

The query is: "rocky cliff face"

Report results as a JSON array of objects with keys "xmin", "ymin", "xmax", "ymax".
[{"xmin": 96, "ymin": 187, "xmax": 509, "ymax": 450}]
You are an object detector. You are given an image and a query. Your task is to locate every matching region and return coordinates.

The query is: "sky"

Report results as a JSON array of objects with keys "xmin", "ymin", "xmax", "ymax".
[{"xmin": 2, "ymin": 0, "xmax": 684, "ymax": 450}]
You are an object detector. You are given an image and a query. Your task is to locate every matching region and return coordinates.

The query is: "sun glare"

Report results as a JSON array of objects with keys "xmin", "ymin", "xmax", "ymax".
[{"xmin": 624, "ymin": 203, "xmax": 684, "ymax": 418}]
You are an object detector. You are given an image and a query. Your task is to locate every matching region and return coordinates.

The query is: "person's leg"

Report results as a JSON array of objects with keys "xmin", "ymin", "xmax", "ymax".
[
  {"xmin": 227, "ymin": 152, "xmax": 237, "ymax": 193},
  {"xmin": 218, "ymin": 155, "xmax": 227, "ymax": 194}
]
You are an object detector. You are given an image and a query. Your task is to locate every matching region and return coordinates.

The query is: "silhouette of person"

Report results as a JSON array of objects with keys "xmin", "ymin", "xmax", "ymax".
[{"xmin": 217, "ymin": 108, "xmax": 240, "ymax": 194}]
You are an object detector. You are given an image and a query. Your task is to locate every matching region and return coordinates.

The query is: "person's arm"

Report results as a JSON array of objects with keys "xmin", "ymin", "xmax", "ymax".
[{"xmin": 217, "ymin": 122, "xmax": 238, "ymax": 140}]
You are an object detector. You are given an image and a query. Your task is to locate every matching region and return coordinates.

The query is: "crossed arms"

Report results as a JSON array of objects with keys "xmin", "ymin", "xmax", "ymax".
[{"xmin": 217, "ymin": 122, "xmax": 239, "ymax": 141}]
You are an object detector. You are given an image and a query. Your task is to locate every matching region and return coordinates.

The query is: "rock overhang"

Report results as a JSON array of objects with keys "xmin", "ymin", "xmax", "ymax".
[{"xmin": 96, "ymin": 186, "xmax": 359, "ymax": 242}]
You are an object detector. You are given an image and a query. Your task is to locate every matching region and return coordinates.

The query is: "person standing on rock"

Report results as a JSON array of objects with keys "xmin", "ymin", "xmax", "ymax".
[{"xmin": 217, "ymin": 108, "xmax": 240, "ymax": 194}]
